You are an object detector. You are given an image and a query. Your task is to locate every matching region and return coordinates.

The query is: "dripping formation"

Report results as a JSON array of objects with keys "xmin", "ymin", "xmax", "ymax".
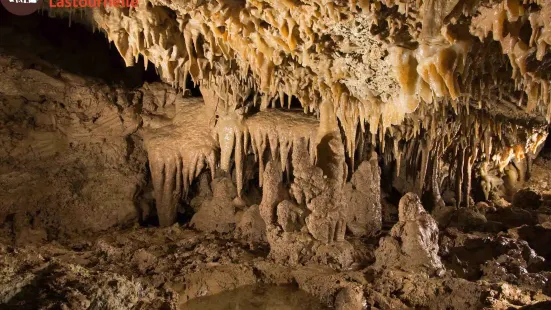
[
  {"xmin": 55, "ymin": 0, "xmax": 550, "ymax": 221},
  {"xmin": 2, "ymin": 1, "xmax": 551, "ymax": 309}
]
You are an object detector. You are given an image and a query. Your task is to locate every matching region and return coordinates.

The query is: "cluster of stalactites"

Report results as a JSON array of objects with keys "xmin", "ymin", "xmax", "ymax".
[
  {"xmin": 379, "ymin": 103, "xmax": 548, "ymax": 207},
  {"xmin": 141, "ymin": 97, "xmax": 322, "ymax": 225},
  {"xmin": 54, "ymin": 0, "xmax": 551, "ymax": 136},
  {"xmin": 214, "ymin": 107, "xmax": 320, "ymax": 197},
  {"xmin": 388, "ymin": 0, "xmax": 551, "ymax": 121},
  {"xmin": 54, "ymin": 0, "xmax": 551, "ymax": 206},
  {"xmin": 470, "ymin": 0, "xmax": 551, "ymax": 121},
  {"xmin": 142, "ymin": 101, "xmax": 219, "ymax": 225},
  {"xmin": 72, "ymin": 0, "xmax": 431, "ymax": 158}
]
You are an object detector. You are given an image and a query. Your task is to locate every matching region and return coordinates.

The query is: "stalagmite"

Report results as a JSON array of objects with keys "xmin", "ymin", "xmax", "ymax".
[
  {"xmin": 343, "ymin": 152, "xmax": 382, "ymax": 237},
  {"xmin": 375, "ymin": 193, "xmax": 444, "ymax": 275}
]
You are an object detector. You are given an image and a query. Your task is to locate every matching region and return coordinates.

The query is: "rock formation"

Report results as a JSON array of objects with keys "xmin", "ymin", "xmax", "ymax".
[
  {"xmin": 375, "ymin": 192, "xmax": 444, "ymax": 275},
  {"xmin": 1, "ymin": 0, "xmax": 551, "ymax": 309}
]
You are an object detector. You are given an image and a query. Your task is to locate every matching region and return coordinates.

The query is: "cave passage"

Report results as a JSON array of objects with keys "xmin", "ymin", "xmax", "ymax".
[{"xmin": 1, "ymin": 1, "xmax": 551, "ymax": 310}]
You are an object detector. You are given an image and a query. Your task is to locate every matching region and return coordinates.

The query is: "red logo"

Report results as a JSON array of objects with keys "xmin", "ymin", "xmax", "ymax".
[{"xmin": 1, "ymin": 0, "xmax": 138, "ymax": 16}]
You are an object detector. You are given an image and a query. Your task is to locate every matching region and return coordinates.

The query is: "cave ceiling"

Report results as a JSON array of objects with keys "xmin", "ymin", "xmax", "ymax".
[{"xmin": 42, "ymin": 0, "xmax": 551, "ymax": 213}]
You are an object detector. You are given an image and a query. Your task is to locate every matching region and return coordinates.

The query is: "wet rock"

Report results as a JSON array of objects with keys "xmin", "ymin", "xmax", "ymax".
[
  {"xmin": 375, "ymin": 193, "xmax": 444, "ymax": 275},
  {"xmin": 261, "ymin": 143, "xmax": 353, "ymax": 268},
  {"xmin": 313, "ymin": 241, "xmax": 355, "ymax": 267},
  {"xmin": 439, "ymin": 228, "xmax": 497, "ymax": 280},
  {"xmin": 291, "ymin": 136, "xmax": 347, "ymax": 243},
  {"xmin": 178, "ymin": 265, "xmax": 257, "ymax": 304},
  {"xmin": 265, "ymin": 231, "xmax": 313, "ymax": 265},
  {"xmin": 481, "ymin": 254, "xmax": 549, "ymax": 294},
  {"xmin": 14, "ymin": 228, "xmax": 48, "ymax": 247},
  {"xmin": 485, "ymin": 281, "xmax": 551, "ymax": 309},
  {"xmin": 1, "ymin": 262, "xmax": 169, "ymax": 309},
  {"xmin": 363, "ymin": 287, "xmax": 410, "ymax": 309},
  {"xmin": 348, "ymin": 238, "xmax": 377, "ymax": 266},
  {"xmin": 132, "ymin": 249, "xmax": 157, "ymax": 273},
  {"xmin": 432, "ymin": 203, "xmax": 455, "ymax": 227},
  {"xmin": 12, "ymin": 213, "xmax": 48, "ymax": 247},
  {"xmin": 266, "ymin": 229, "xmax": 354, "ymax": 269},
  {"xmin": 448, "ymin": 208, "xmax": 489, "ymax": 232},
  {"xmin": 180, "ymin": 284, "xmax": 325, "ymax": 310},
  {"xmin": 520, "ymin": 300, "xmax": 551, "ymax": 309},
  {"xmin": 292, "ymin": 266, "xmax": 366, "ymax": 306},
  {"xmin": 440, "ymin": 227, "xmax": 548, "ymax": 283},
  {"xmin": 305, "ymin": 196, "xmax": 346, "ymax": 243},
  {"xmin": 259, "ymin": 160, "xmax": 287, "ymax": 226},
  {"xmin": 367, "ymin": 268, "xmax": 487, "ymax": 309},
  {"xmin": 252, "ymin": 261, "xmax": 295, "ymax": 285},
  {"xmin": 508, "ymin": 223, "xmax": 551, "ymax": 260},
  {"xmin": 442, "ymin": 189, "xmax": 457, "ymax": 208},
  {"xmin": 211, "ymin": 176, "xmax": 238, "ymax": 199},
  {"xmin": 474, "ymin": 201, "xmax": 499, "ymax": 215},
  {"xmin": 486, "ymin": 206, "xmax": 535, "ymax": 229},
  {"xmin": 189, "ymin": 172, "xmax": 213, "ymax": 213},
  {"xmin": 335, "ymin": 286, "xmax": 366, "ymax": 310}
]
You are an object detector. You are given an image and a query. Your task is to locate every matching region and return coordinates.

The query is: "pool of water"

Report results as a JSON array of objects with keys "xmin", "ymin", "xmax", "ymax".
[{"xmin": 180, "ymin": 284, "xmax": 327, "ymax": 310}]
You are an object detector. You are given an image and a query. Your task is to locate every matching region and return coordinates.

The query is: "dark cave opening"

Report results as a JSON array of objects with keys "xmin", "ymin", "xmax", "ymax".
[
  {"xmin": 0, "ymin": 6, "xmax": 161, "ymax": 88},
  {"xmin": 280, "ymin": 94, "xmax": 304, "ymax": 111},
  {"xmin": 185, "ymin": 73, "xmax": 202, "ymax": 97}
]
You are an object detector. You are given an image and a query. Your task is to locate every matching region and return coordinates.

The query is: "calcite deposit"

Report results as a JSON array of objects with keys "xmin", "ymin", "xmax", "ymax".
[
  {"xmin": 1, "ymin": 0, "xmax": 551, "ymax": 309},
  {"xmin": 375, "ymin": 192, "xmax": 444, "ymax": 275}
]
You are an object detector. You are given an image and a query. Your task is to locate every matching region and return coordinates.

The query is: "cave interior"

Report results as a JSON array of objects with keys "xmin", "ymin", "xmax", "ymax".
[{"xmin": 1, "ymin": 1, "xmax": 551, "ymax": 309}]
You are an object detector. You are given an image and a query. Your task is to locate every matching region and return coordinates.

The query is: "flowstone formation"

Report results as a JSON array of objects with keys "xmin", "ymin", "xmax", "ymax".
[{"xmin": 1, "ymin": 0, "xmax": 551, "ymax": 309}]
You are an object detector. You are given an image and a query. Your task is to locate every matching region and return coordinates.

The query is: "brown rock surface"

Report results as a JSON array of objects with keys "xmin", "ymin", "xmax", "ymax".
[
  {"xmin": 1, "ymin": 2, "xmax": 551, "ymax": 310},
  {"xmin": 342, "ymin": 153, "xmax": 382, "ymax": 237},
  {"xmin": 375, "ymin": 192, "xmax": 444, "ymax": 275}
]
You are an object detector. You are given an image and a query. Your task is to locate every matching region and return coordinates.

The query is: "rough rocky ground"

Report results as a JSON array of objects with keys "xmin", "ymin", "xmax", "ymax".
[{"xmin": 1, "ymin": 149, "xmax": 550, "ymax": 309}]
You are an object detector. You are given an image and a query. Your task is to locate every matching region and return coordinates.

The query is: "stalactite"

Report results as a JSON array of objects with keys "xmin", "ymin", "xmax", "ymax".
[
  {"xmin": 50, "ymin": 0, "xmax": 551, "ymax": 215},
  {"xmin": 142, "ymin": 101, "xmax": 219, "ymax": 226}
]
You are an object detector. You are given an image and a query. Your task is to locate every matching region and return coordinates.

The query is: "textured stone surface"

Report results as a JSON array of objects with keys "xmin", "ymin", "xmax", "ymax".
[
  {"xmin": 375, "ymin": 193, "xmax": 444, "ymax": 275},
  {"xmin": 1, "ymin": 3, "xmax": 551, "ymax": 310},
  {"xmin": 0, "ymin": 52, "xmax": 148, "ymax": 238},
  {"xmin": 343, "ymin": 153, "xmax": 382, "ymax": 237},
  {"xmin": 190, "ymin": 177, "xmax": 238, "ymax": 234}
]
